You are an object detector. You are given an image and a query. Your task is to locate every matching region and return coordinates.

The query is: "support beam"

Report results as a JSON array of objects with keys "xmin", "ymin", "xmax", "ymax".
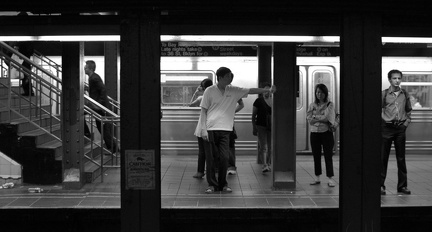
[
  {"xmin": 340, "ymin": 14, "xmax": 382, "ymax": 231},
  {"xmin": 258, "ymin": 46, "xmax": 272, "ymax": 86},
  {"xmin": 61, "ymin": 42, "xmax": 85, "ymax": 190},
  {"xmin": 120, "ymin": 11, "xmax": 161, "ymax": 232},
  {"xmin": 256, "ymin": 45, "xmax": 272, "ymax": 164},
  {"xmin": 104, "ymin": 42, "xmax": 119, "ymax": 101},
  {"xmin": 272, "ymin": 43, "xmax": 297, "ymax": 190}
]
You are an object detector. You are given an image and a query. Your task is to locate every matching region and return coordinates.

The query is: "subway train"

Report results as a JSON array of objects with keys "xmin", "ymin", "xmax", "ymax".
[
  {"xmin": 160, "ymin": 56, "xmax": 432, "ymax": 155},
  {"xmin": 37, "ymin": 53, "xmax": 432, "ymax": 156}
]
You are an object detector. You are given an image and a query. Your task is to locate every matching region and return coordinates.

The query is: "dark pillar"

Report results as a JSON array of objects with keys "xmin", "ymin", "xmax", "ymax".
[
  {"xmin": 272, "ymin": 43, "xmax": 297, "ymax": 189},
  {"xmin": 104, "ymin": 42, "xmax": 119, "ymax": 101},
  {"xmin": 258, "ymin": 46, "xmax": 272, "ymax": 86},
  {"xmin": 257, "ymin": 45, "xmax": 272, "ymax": 164},
  {"xmin": 61, "ymin": 42, "xmax": 85, "ymax": 189},
  {"xmin": 340, "ymin": 14, "xmax": 382, "ymax": 231},
  {"xmin": 120, "ymin": 11, "xmax": 161, "ymax": 232}
]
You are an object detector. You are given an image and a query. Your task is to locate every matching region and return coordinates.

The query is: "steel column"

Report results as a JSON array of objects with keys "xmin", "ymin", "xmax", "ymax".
[
  {"xmin": 272, "ymin": 43, "xmax": 297, "ymax": 189},
  {"xmin": 61, "ymin": 42, "xmax": 85, "ymax": 190},
  {"xmin": 104, "ymin": 42, "xmax": 119, "ymax": 101},
  {"xmin": 120, "ymin": 11, "xmax": 161, "ymax": 232},
  {"xmin": 340, "ymin": 14, "xmax": 382, "ymax": 232}
]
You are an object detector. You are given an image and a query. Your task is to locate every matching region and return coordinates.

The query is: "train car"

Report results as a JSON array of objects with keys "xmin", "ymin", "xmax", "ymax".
[
  {"xmin": 160, "ymin": 56, "xmax": 432, "ymax": 156},
  {"xmin": 37, "ymin": 53, "xmax": 432, "ymax": 155}
]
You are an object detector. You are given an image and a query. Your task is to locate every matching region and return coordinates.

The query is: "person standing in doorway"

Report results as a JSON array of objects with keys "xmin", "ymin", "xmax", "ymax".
[
  {"xmin": 307, "ymin": 84, "xmax": 336, "ymax": 187},
  {"xmin": 381, "ymin": 69, "xmax": 412, "ymax": 195},
  {"xmin": 199, "ymin": 67, "xmax": 276, "ymax": 193}
]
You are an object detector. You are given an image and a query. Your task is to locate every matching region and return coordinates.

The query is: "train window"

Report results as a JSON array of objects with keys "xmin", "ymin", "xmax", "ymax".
[
  {"xmin": 297, "ymin": 70, "xmax": 303, "ymax": 110},
  {"xmin": 161, "ymin": 71, "xmax": 214, "ymax": 107},
  {"xmin": 401, "ymin": 72, "xmax": 432, "ymax": 109},
  {"xmin": 312, "ymin": 70, "xmax": 334, "ymax": 100}
]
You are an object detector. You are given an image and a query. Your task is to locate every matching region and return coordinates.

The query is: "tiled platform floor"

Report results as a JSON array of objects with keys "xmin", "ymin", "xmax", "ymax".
[{"xmin": 1, "ymin": 154, "xmax": 432, "ymax": 208}]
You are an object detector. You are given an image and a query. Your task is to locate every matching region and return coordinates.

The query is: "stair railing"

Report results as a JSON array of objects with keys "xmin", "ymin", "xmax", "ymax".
[
  {"xmin": 0, "ymin": 41, "xmax": 62, "ymax": 141},
  {"xmin": 33, "ymin": 50, "xmax": 122, "ymax": 180},
  {"xmin": 84, "ymin": 95, "xmax": 120, "ymax": 182},
  {"xmin": 1, "ymin": 41, "xmax": 121, "ymax": 182}
]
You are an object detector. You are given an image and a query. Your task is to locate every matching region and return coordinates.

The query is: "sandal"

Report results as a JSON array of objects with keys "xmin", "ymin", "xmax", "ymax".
[
  {"xmin": 205, "ymin": 186, "xmax": 215, "ymax": 194},
  {"xmin": 328, "ymin": 182, "xmax": 336, "ymax": 187},
  {"xmin": 222, "ymin": 186, "xmax": 232, "ymax": 192}
]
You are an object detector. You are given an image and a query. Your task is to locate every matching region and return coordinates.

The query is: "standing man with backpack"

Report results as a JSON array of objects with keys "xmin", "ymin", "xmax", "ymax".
[{"xmin": 381, "ymin": 69, "xmax": 412, "ymax": 195}]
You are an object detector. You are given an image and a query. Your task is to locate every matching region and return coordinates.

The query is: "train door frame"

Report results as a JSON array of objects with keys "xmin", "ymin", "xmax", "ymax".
[
  {"xmin": 296, "ymin": 66, "xmax": 308, "ymax": 151},
  {"xmin": 305, "ymin": 65, "xmax": 338, "ymax": 151}
]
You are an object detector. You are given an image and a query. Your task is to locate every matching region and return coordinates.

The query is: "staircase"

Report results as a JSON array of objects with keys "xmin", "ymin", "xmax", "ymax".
[{"xmin": 0, "ymin": 41, "xmax": 120, "ymax": 185}]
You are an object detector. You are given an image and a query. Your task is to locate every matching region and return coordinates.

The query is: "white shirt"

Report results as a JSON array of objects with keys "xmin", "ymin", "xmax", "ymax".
[{"xmin": 200, "ymin": 84, "xmax": 249, "ymax": 131}]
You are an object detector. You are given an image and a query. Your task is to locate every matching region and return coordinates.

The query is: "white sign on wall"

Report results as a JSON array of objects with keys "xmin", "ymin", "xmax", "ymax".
[{"xmin": 125, "ymin": 150, "xmax": 155, "ymax": 190}]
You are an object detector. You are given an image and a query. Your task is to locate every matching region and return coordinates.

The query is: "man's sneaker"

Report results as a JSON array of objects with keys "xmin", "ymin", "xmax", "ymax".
[
  {"xmin": 205, "ymin": 186, "xmax": 215, "ymax": 194},
  {"xmin": 222, "ymin": 186, "xmax": 232, "ymax": 193},
  {"xmin": 227, "ymin": 170, "xmax": 237, "ymax": 175},
  {"xmin": 262, "ymin": 166, "xmax": 270, "ymax": 173},
  {"xmin": 381, "ymin": 186, "xmax": 386, "ymax": 195},
  {"xmin": 397, "ymin": 187, "xmax": 411, "ymax": 195}
]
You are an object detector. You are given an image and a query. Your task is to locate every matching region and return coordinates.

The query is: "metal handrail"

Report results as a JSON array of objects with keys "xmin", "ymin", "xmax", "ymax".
[
  {"xmin": 0, "ymin": 41, "xmax": 121, "ymax": 183},
  {"xmin": 0, "ymin": 42, "xmax": 62, "ymax": 84},
  {"xmin": 84, "ymin": 82, "xmax": 120, "ymax": 113},
  {"xmin": 0, "ymin": 43, "xmax": 62, "ymax": 142}
]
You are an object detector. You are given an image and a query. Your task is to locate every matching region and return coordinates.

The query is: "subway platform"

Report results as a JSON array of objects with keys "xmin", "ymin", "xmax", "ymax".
[
  {"xmin": 1, "ymin": 154, "xmax": 432, "ymax": 208},
  {"xmin": 1, "ymin": 154, "xmax": 432, "ymax": 231}
]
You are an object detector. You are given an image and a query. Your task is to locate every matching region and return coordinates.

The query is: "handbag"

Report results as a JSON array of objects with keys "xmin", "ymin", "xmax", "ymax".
[
  {"xmin": 329, "ymin": 113, "xmax": 340, "ymax": 132},
  {"xmin": 327, "ymin": 102, "xmax": 340, "ymax": 132}
]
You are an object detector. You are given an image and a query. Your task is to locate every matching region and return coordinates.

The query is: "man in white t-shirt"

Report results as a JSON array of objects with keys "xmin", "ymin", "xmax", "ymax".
[{"xmin": 199, "ymin": 67, "xmax": 276, "ymax": 193}]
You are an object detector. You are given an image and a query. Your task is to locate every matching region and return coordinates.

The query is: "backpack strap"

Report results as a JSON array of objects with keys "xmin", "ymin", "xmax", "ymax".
[
  {"xmin": 401, "ymin": 88, "xmax": 412, "ymax": 112},
  {"xmin": 382, "ymin": 88, "xmax": 389, "ymax": 108}
]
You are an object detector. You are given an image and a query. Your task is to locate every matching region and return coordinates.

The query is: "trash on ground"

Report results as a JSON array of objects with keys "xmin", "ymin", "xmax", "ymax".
[
  {"xmin": 1, "ymin": 182, "xmax": 15, "ymax": 189},
  {"xmin": 28, "ymin": 187, "xmax": 43, "ymax": 193}
]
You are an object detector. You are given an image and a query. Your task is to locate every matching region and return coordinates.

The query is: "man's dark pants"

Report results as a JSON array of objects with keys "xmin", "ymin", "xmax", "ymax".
[
  {"xmin": 203, "ymin": 130, "xmax": 230, "ymax": 190},
  {"xmin": 381, "ymin": 124, "xmax": 408, "ymax": 191}
]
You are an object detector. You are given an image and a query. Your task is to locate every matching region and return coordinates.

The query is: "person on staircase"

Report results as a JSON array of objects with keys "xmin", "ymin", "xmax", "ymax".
[
  {"xmin": 16, "ymin": 12, "xmax": 35, "ymax": 96},
  {"xmin": 83, "ymin": 60, "xmax": 118, "ymax": 154}
]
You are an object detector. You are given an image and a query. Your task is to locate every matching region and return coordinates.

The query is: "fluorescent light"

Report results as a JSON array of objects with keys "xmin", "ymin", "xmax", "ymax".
[
  {"xmin": 382, "ymin": 37, "xmax": 432, "ymax": 43},
  {"xmin": 161, "ymin": 35, "xmax": 340, "ymax": 43},
  {"xmin": 0, "ymin": 35, "xmax": 340, "ymax": 42},
  {"xmin": 0, "ymin": 36, "xmax": 37, "ymax": 41},
  {"xmin": 0, "ymin": 35, "xmax": 120, "ymax": 41},
  {"xmin": 39, "ymin": 35, "xmax": 120, "ymax": 41},
  {"xmin": 4, "ymin": 35, "xmax": 432, "ymax": 44}
]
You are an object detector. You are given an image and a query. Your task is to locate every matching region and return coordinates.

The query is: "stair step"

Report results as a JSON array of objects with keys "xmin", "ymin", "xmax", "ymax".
[
  {"xmin": 0, "ymin": 86, "xmax": 21, "ymax": 95},
  {"xmin": 9, "ymin": 114, "xmax": 61, "ymax": 133},
  {"xmin": 0, "ymin": 104, "xmax": 54, "ymax": 123},
  {"xmin": 19, "ymin": 124, "xmax": 62, "ymax": 145},
  {"xmin": 39, "ymin": 140, "xmax": 63, "ymax": 160},
  {"xmin": 0, "ymin": 95, "xmax": 40, "ymax": 108},
  {"xmin": 84, "ymin": 153, "xmax": 116, "ymax": 183},
  {"xmin": 0, "ymin": 78, "xmax": 20, "ymax": 86}
]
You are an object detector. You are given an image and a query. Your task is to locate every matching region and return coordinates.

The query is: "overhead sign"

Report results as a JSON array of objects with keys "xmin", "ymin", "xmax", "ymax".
[
  {"xmin": 161, "ymin": 42, "xmax": 339, "ymax": 57},
  {"xmin": 161, "ymin": 42, "xmax": 257, "ymax": 56}
]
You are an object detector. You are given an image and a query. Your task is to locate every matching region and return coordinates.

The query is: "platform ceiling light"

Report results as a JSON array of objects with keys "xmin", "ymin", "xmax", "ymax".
[
  {"xmin": 161, "ymin": 35, "xmax": 340, "ymax": 43},
  {"xmin": 2, "ymin": 35, "xmax": 432, "ymax": 43},
  {"xmin": 0, "ymin": 35, "xmax": 339, "ymax": 42},
  {"xmin": 381, "ymin": 37, "xmax": 432, "ymax": 43}
]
